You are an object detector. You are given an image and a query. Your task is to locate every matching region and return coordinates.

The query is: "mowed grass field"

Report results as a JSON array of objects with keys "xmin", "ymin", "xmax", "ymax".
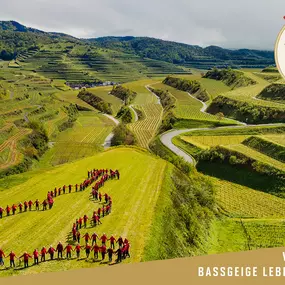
[
  {"xmin": 152, "ymin": 83, "xmax": 236, "ymax": 124},
  {"xmin": 87, "ymin": 87, "xmax": 123, "ymax": 115},
  {"xmin": 123, "ymin": 79, "xmax": 161, "ymax": 104},
  {"xmin": 0, "ymin": 148, "xmax": 167, "ymax": 276}
]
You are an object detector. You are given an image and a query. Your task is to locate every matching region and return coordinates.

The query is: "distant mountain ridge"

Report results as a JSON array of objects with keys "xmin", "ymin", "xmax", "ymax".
[{"xmin": 0, "ymin": 20, "xmax": 275, "ymax": 68}]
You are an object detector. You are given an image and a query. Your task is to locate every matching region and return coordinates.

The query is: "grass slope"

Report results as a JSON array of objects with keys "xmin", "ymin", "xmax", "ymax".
[{"xmin": 0, "ymin": 148, "xmax": 167, "ymax": 276}]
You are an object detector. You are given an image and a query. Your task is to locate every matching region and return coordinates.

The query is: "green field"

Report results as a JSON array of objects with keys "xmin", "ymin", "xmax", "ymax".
[
  {"xmin": 128, "ymin": 103, "xmax": 163, "ymax": 148},
  {"xmin": 152, "ymin": 82, "xmax": 236, "ymax": 124},
  {"xmin": 0, "ymin": 148, "xmax": 167, "ymax": 276}
]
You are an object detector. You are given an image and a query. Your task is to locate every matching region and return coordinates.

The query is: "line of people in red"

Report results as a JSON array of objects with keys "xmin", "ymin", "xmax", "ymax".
[
  {"xmin": 0, "ymin": 234, "xmax": 130, "ymax": 269},
  {"xmin": 0, "ymin": 168, "xmax": 120, "ymax": 219}
]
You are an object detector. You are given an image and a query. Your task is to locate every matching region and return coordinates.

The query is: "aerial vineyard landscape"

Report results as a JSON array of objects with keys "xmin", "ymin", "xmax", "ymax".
[{"xmin": 0, "ymin": 20, "xmax": 284, "ymax": 277}]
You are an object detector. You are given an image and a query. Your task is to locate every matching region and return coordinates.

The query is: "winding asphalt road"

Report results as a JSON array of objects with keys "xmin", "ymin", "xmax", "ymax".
[{"xmin": 159, "ymin": 92, "xmax": 283, "ymax": 165}]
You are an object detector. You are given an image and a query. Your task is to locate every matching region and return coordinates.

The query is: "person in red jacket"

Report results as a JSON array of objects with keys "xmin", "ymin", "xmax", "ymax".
[
  {"xmin": 101, "ymin": 245, "xmax": 106, "ymax": 261},
  {"xmin": 78, "ymin": 217, "xmax": 83, "ymax": 229},
  {"xmin": 117, "ymin": 236, "xmax": 123, "ymax": 247},
  {"xmin": 48, "ymin": 245, "xmax": 55, "ymax": 260},
  {"xmin": 33, "ymin": 249, "xmax": 39, "ymax": 265},
  {"xmin": 91, "ymin": 232, "xmax": 98, "ymax": 246},
  {"xmin": 28, "ymin": 200, "xmax": 33, "ymax": 211},
  {"xmin": 35, "ymin": 199, "xmax": 40, "ymax": 211},
  {"xmin": 12, "ymin": 204, "xmax": 17, "ymax": 215},
  {"xmin": 107, "ymin": 247, "xmax": 113, "ymax": 262},
  {"xmin": 83, "ymin": 215, "xmax": 88, "ymax": 228},
  {"xmin": 42, "ymin": 200, "xmax": 47, "ymax": 211},
  {"xmin": 99, "ymin": 193, "xmax": 102, "ymax": 202},
  {"xmin": 8, "ymin": 251, "xmax": 17, "ymax": 268},
  {"xmin": 6, "ymin": 205, "xmax": 11, "ymax": 216},
  {"xmin": 18, "ymin": 202, "xmax": 23, "ymax": 213},
  {"xmin": 68, "ymin": 184, "xmax": 72, "ymax": 193},
  {"xmin": 84, "ymin": 243, "xmax": 92, "ymax": 259},
  {"xmin": 0, "ymin": 206, "xmax": 3, "ymax": 218},
  {"xmin": 108, "ymin": 235, "xmax": 116, "ymax": 249},
  {"xmin": 24, "ymin": 201, "xmax": 28, "ymax": 212},
  {"xmin": 56, "ymin": 242, "xmax": 64, "ymax": 259},
  {"xmin": 83, "ymin": 233, "xmax": 91, "ymax": 244},
  {"xmin": 123, "ymin": 243, "xmax": 130, "ymax": 259},
  {"xmin": 20, "ymin": 252, "xmax": 32, "ymax": 268},
  {"xmin": 63, "ymin": 185, "xmax": 66, "ymax": 194},
  {"xmin": 0, "ymin": 248, "xmax": 5, "ymax": 267},
  {"xmin": 92, "ymin": 244, "xmax": 100, "ymax": 260},
  {"xmin": 65, "ymin": 244, "xmax": 73, "ymax": 259},
  {"xmin": 75, "ymin": 244, "xmax": 82, "ymax": 259},
  {"xmin": 100, "ymin": 233, "xmax": 108, "ymax": 246},
  {"xmin": 76, "ymin": 230, "xmax": 81, "ymax": 244},
  {"xmin": 41, "ymin": 247, "xmax": 47, "ymax": 262}
]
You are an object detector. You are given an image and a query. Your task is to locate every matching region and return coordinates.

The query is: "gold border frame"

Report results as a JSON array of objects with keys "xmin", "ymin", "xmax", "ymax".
[{"xmin": 274, "ymin": 25, "xmax": 285, "ymax": 80}]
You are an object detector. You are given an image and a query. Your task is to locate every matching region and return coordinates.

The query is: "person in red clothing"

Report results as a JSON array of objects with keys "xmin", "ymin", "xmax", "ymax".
[
  {"xmin": 28, "ymin": 200, "xmax": 33, "ymax": 211},
  {"xmin": 6, "ymin": 205, "xmax": 11, "ymax": 216},
  {"xmin": 72, "ymin": 227, "xmax": 77, "ymax": 241},
  {"xmin": 99, "ymin": 192, "xmax": 102, "ymax": 202},
  {"xmin": 54, "ymin": 188, "xmax": 57, "ymax": 197},
  {"xmin": 12, "ymin": 204, "xmax": 17, "ymax": 215},
  {"xmin": 33, "ymin": 249, "xmax": 39, "ymax": 265},
  {"xmin": 24, "ymin": 201, "xmax": 28, "ymax": 212},
  {"xmin": 40, "ymin": 246, "xmax": 47, "ymax": 262},
  {"xmin": 97, "ymin": 207, "xmax": 101, "ymax": 217},
  {"xmin": 102, "ymin": 206, "xmax": 105, "ymax": 217},
  {"xmin": 76, "ymin": 231, "xmax": 81, "ymax": 243},
  {"xmin": 63, "ymin": 185, "xmax": 66, "ymax": 194},
  {"xmin": 68, "ymin": 184, "xmax": 72, "ymax": 193},
  {"xmin": 92, "ymin": 244, "xmax": 100, "ymax": 259},
  {"xmin": 48, "ymin": 245, "xmax": 55, "ymax": 260},
  {"xmin": 108, "ymin": 235, "xmax": 116, "ymax": 249},
  {"xmin": 56, "ymin": 242, "xmax": 64, "ymax": 259},
  {"xmin": 0, "ymin": 206, "xmax": 3, "ymax": 218},
  {"xmin": 100, "ymin": 233, "xmax": 108, "ymax": 246},
  {"xmin": 83, "ymin": 215, "xmax": 88, "ymax": 228},
  {"xmin": 18, "ymin": 202, "xmax": 23, "ymax": 213},
  {"xmin": 58, "ymin": 188, "xmax": 61, "ymax": 195},
  {"xmin": 124, "ymin": 238, "xmax": 129, "ymax": 245},
  {"xmin": 84, "ymin": 243, "xmax": 92, "ymax": 259},
  {"xmin": 75, "ymin": 244, "xmax": 82, "ymax": 259},
  {"xmin": 0, "ymin": 248, "xmax": 5, "ymax": 267},
  {"xmin": 91, "ymin": 232, "xmax": 98, "ymax": 246},
  {"xmin": 42, "ymin": 200, "xmax": 47, "ymax": 211},
  {"xmin": 65, "ymin": 244, "xmax": 73, "ymax": 259},
  {"xmin": 117, "ymin": 236, "xmax": 123, "ymax": 247},
  {"xmin": 8, "ymin": 251, "xmax": 17, "ymax": 267},
  {"xmin": 75, "ymin": 184, "xmax": 78, "ymax": 192},
  {"xmin": 107, "ymin": 247, "xmax": 113, "ymax": 262},
  {"xmin": 20, "ymin": 252, "xmax": 32, "ymax": 268},
  {"xmin": 101, "ymin": 244, "xmax": 107, "ymax": 261},
  {"xmin": 116, "ymin": 170, "xmax": 120, "ymax": 180},
  {"xmin": 104, "ymin": 193, "xmax": 108, "ymax": 203},
  {"xmin": 34, "ymin": 199, "xmax": 40, "ymax": 211},
  {"xmin": 123, "ymin": 243, "xmax": 130, "ymax": 259},
  {"xmin": 83, "ymin": 233, "xmax": 91, "ymax": 244},
  {"xmin": 48, "ymin": 198, "xmax": 54, "ymax": 209},
  {"xmin": 78, "ymin": 217, "xmax": 83, "ymax": 229}
]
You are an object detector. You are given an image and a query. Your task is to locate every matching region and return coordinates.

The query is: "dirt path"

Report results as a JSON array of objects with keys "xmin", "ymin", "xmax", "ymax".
[
  {"xmin": 129, "ymin": 105, "xmax": 138, "ymax": 122},
  {"xmin": 102, "ymin": 114, "xmax": 120, "ymax": 149}
]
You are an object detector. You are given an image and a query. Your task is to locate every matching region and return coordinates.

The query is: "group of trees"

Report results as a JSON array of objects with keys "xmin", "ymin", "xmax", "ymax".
[
  {"xmin": 207, "ymin": 96, "xmax": 285, "ymax": 124},
  {"xmin": 78, "ymin": 89, "xmax": 112, "ymax": 114},
  {"xmin": 203, "ymin": 67, "xmax": 256, "ymax": 89},
  {"xmin": 258, "ymin": 83, "xmax": 285, "ymax": 103},
  {"xmin": 163, "ymin": 76, "xmax": 210, "ymax": 102},
  {"xmin": 110, "ymin": 85, "xmax": 137, "ymax": 105}
]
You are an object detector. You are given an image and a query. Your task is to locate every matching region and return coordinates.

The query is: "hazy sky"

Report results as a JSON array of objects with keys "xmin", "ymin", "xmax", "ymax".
[{"xmin": 0, "ymin": 0, "xmax": 285, "ymax": 50}]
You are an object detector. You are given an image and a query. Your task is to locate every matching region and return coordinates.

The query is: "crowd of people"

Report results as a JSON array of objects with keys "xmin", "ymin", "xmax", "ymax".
[
  {"xmin": 0, "ymin": 168, "xmax": 130, "ymax": 270},
  {"xmin": 0, "ymin": 234, "xmax": 130, "ymax": 268},
  {"xmin": 0, "ymin": 169, "xmax": 119, "ymax": 219}
]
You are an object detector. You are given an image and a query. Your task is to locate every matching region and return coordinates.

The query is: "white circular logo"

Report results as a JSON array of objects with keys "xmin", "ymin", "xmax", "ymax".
[{"xmin": 275, "ymin": 25, "xmax": 285, "ymax": 80}]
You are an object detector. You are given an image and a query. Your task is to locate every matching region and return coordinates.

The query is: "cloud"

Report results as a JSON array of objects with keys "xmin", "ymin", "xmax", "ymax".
[{"xmin": 0, "ymin": 0, "xmax": 284, "ymax": 49}]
